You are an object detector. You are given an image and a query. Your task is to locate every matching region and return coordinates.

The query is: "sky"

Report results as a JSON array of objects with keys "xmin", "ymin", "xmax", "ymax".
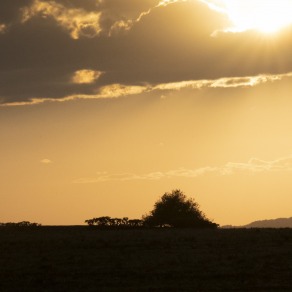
[{"xmin": 1, "ymin": 0, "xmax": 292, "ymax": 226}]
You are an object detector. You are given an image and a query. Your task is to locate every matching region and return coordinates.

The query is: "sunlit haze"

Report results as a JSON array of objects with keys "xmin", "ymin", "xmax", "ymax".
[
  {"xmin": 1, "ymin": 0, "xmax": 292, "ymax": 226},
  {"xmin": 219, "ymin": 0, "xmax": 292, "ymax": 33}
]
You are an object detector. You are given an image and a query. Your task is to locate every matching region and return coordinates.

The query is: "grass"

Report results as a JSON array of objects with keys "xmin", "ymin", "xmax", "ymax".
[{"xmin": 0, "ymin": 227, "xmax": 292, "ymax": 291}]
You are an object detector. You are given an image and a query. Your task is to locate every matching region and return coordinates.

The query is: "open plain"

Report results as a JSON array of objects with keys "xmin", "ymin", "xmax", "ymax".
[{"xmin": 0, "ymin": 227, "xmax": 292, "ymax": 291}]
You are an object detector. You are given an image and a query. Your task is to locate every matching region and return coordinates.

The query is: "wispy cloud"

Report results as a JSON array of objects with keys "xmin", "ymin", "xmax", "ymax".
[
  {"xmin": 21, "ymin": 0, "xmax": 101, "ymax": 39},
  {"xmin": 0, "ymin": 84, "xmax": 149, "ymax": 107},
  {"xmin": 219, "ymin": 157, "xmax": 292, "ymax": 175},
  {"xmin": 1, "ymin": 72, "xmax": 291, "ymax": 107},
  {"xmin": 98, "ymin": 84, "xmax": 148, "ymax": 98},
  {"xmin": 109, "ymin": 0, "xmax": 190, "ymax": 35},
  {"xmin": 154, "ymin": 73, "xmax": 288, "ymax": 91},
  {"xmin": 74, "ymin": 155, "xmax": 292, "ymax": 183},
  {"xmin": 133, "ymin": 0, "xmax": 224, "ymax": 23},
  {"xmin": 40, "ymin": 158, "xmax": 52, "ymax": 164}
]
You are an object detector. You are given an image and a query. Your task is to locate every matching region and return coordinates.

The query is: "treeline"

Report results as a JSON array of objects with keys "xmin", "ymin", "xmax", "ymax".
[
  {"xmin": 85, "ymin": 190, "xmax": 219, "ymax": 229},
  {"xmin": 85, "ymin": 217, "xmax": 144, "ymax": 228},
  {"xmin": 0, "ymin": 221, "xmax": 41, "ymax": 227}
]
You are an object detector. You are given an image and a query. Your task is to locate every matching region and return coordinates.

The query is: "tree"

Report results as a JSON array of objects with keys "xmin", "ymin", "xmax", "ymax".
[{"xmin": 143, "ymin": 189, "xmax": 218, "ymax": 228}]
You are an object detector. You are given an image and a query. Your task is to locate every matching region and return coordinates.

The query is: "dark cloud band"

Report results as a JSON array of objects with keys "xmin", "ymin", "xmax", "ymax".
[{"xmin": 1, "ymin": 0, "xmax": 292, "ymax": 105}]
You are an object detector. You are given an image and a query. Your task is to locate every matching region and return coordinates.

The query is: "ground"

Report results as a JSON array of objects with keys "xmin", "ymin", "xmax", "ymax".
[{"xmin": 0, "ymin": 227, "xmax": 292, "ymax": 291}]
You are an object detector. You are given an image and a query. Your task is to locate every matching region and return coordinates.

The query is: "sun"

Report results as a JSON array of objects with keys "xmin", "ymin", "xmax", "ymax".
[{"xmin": 220, "ymin": 0, "xmax": 292, "ymax": 34}]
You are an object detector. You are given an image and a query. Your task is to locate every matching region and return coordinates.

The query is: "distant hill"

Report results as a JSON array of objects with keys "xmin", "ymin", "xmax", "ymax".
[
  {"xmin": 244, "ymin": 217, "xmax": 292, "ymax": 228},
  {"xmin": 222, "ymin": 217, "xmax": 292, "ymax": 228}
]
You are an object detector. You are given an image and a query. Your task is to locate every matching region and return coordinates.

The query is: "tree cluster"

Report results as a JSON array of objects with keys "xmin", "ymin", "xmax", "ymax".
[
  {"xmin": 0, "ymin": 221, "xmax": 41, "ymax": 227},
  {"xmin": 85, "ymin": 216, "xmax": 143, "ymax": 228},
  {"xmin": 86, "ymin": 190, "xmax": 218, "ymax": 229}
]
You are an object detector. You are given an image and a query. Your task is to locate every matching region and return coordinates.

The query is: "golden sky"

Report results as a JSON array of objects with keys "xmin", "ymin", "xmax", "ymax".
[{"xmin": 1, "ymin": 0, "xmax": 292, "ymax": 225}]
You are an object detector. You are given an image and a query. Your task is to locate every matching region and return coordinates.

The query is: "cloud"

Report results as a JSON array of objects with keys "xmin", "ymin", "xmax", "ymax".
[
  {"xmin": 97, "ymin": 84, "xmax": 148, "ymax": 98},
  {"xmin": 74, "ymin": 156, "xmax": 292, "ymax": 183},
  {"xmin": 71, "ymin": 69, "xmax": 102, "ymax": 84},
  {"xmin": 1, "ymin": 0, "xmax": 292, "ymax": 105},
  {"xmin": 1, "ymin": 71, "xmax": 291, "ymax": 106},
  {"xmin": 21, "ymin": 0, "xmax": 101, "ymax": 39},
  {"xmin": 74, "ymin": 167, "xmax": 222, "ymax": 183},
  {"xmin": 0, "ymin": 84, "xmax": 149, "ymax": 106},
  {"xmin": 220, "ymin": 157, "xmax": 292, "ymax": 175},
  {"xmin": 16, "ymin": 0, "xmax": 162, "ymax": 38},
  {"xmin": 154, "ymin": 73, "xmax": 288, "ymax": 91},
  {"xmin": 208, "ymin": 74, "xmax": 283, "ymax": 88},
  {"xmin": 106, "ymin": 0, "xmax": 227, "ymax": 36},
  {"xmin": 40, "ymin": 159, "xmax": 52, "ymax": 164},
  {"xmin": 104, "ymin": 0, "xmax": 186, "ymax": 35}
]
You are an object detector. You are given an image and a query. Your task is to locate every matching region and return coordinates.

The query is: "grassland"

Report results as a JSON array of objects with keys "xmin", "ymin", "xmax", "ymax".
[{"xmin": 0, "ymin": 227, "xmax": 292, "ymax": 291}]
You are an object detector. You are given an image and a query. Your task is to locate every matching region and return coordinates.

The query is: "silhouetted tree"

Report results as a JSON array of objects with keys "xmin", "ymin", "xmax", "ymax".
[
  {"xmin": 95, "ymin": 216, "xmax": 111, "ymax": 226},
  {"xmin": 143, "ymin": 189, "xmax": 218, "ymax": 228},
  {"xmin": 0, "ymin": 221, "xmax": 41, "ymax": 227},
  {"xmin": 128, "ymin": 219, "xmax": 143, "ymax": 227},
  {"xmin": 85, "ymin": 219, "xmax": 94, "ymax": 226},
  {"xmin": 122, "ymin": 217, "xmax": 129, "ymax": 226},
  {"xmin": 84, "ymin": 216, "xmax": 144, "ymax": 228}
]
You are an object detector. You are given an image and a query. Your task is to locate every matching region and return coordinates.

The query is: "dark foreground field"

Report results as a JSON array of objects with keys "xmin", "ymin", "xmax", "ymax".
[{"xmin": 0, "ymin": 227, "xmax": 292, "ymax": 291}]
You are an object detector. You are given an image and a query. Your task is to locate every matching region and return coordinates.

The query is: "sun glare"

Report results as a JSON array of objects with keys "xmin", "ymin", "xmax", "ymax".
[{"xmin": 220, "ymin": 0, "xmax": 292, "ymax": 34}]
